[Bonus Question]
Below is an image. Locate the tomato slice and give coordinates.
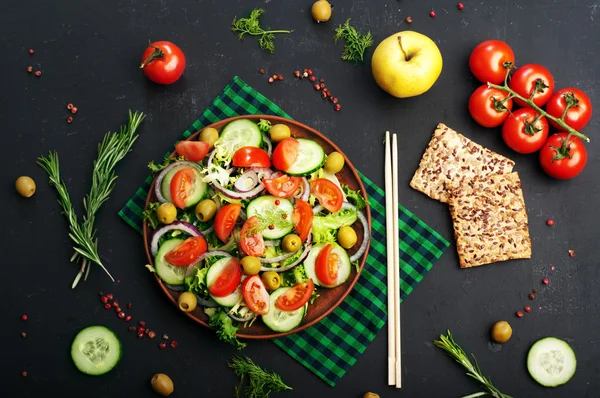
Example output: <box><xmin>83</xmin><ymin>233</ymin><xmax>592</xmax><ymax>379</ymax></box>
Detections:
<box><xmin>170</xmin><ymin>168</ymin><xmax>196</xmax><ymax>209</ymax></box>
<box><xmin>208</xmin><ymin>258</ymin><xmax>242</xmax><ymax>298</ymax></box>
<box><xmin>175</xmin><ymin>141</ymin><xmax>210</xmax><ymax>162</ymax></box>
<box><xmin>242</xmin><ymin>275</ymin><xmax>270</xmax><ymax>315</ymax></box>
<box><xmin>310</xmin><ymin>178</ymin><xmax>344</xmax><ymax>213</ymax></box>
<box><xmin>275</xmin><ymin>279</ymin><xmax>314</xmax><ymax>311</ymax></box>
<box><xmin>239</xmin><ymin>216</ymin><xmax>266</xmax><ymax>257</ymax></box>
<box><xmin>164</xmin><ymin>236</ymin><xmax>208</xmax><ymax>266</ymax></box>
<box><xmin>272</xmin><ymin>138</ymin><xmax>299</xmax><ymax>171</ymax></box>
<box><xmin>232</xmin><ymin>146</ymin><xmax>271</xmax><ymax>168</ymax></box>
<box><xmin>292</xmin><ymin>199</ymin><xmax>313</xmax><ymax>242</ymax></box>
<box><xmin>315</xmin><ymin>244</ymin><xmax>339</xmax><ymax>286</ymax></box>
<box><xmin>263</xmin><ymin>174</ymin><xmax>302</xmax><ymax>198</ymax></box>
<box><xmin>214</xmin><ymin>204</ymin><xmax>241</xmax><ymax>243</ymax></box>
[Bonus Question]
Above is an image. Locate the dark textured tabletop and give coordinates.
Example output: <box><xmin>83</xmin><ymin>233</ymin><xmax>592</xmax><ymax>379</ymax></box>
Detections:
<box><xmin>3</xmin><ymin>0</ymin><xmax>599</xmax><ymax>397</ymax></box>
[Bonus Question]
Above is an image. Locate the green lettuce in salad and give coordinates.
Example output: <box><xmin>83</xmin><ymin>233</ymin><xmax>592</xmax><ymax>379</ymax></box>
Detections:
<box><xmin>185</xmin><ymin>267</ymin><xmax>210</xmax><ymax>300</ymax></box>
<box><xmin>206</xmin><ymin>308</ymin><xmax>246</xmax><ymax>350</ymax></box>
<box><xmin>342</xmin><ymin>184</ymin><xmax>367</xmax><ymax>210</ymax></box>
<box><xmin>312</xmin><ymin>206</ymin><xmax>358</xmax><ymax>244</ymax></box>
<box><xmin>257</xmin><ymin>119</ymin><xmax>272</xmax><ymax>133</ymax></box>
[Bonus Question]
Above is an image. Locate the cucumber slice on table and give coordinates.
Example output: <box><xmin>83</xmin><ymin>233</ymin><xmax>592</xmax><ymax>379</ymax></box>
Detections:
<box><xmin>527</xmin><ymin>337</ymin><xmax>577</xmax><ymax>387</ymax></box>
<box><xmin>219</xmin><ymin>119</ymin><xmax>263</xmax><ymax>152</ymax></box>
<box><xmin>160</xmin><ymin>164</ymin><xmax>207</xmax><ymax>208</ymax></box>
<box><xmin>71</xmin><ymin>326</ymin><xmax>121</xmax><ymax>376</ymax></box>
<box><xmin>206</xmin><ymin>257</ymin><xmax>243</xmax><ymax>307</ymax></box>
<box><xmin>303</xmin><ymin>242</ymin><xmax>352</xmax><ymax>287</ymax></box>
<box><xmin>246</xmin><ymin>195</ymin><xmax>294</xmax><ymax>240</ymax></box>
<box><xmin>155</xmin><ymin>238</ymin><xmax>188</xmax><ymax>285</ymax></box>
<box><xmin>285</xmin><ymin>138</ymin><xmax>326</xmax><ymax>177</ymax></box>
<box><xmin>262</xmin><ymin>287</ymin><xmax>306</xmax><ymax>333</ymax></box>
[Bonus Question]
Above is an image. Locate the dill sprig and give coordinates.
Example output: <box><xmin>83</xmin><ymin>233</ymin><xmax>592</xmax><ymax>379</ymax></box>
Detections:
<box><xmin>333</xmin><ymin>19</ymin><xmax>373</xmax><ymax>65</ymax></box>
<box><xmin>37</xmin><ymin>111</ymin><xmax>145</xmax><ymax>288</ymax></box>
<box><xmin>229</xmin><ymin>356</ymin><xmax>293</xmax><ymax>398</ymax></box>
<box><xmin>231</xmin><ymin>8</ymin><xmax>292</xmax><ymax>54</ymax></box>
<box><xmin>242</xmin><ymin>205</ymin><xmax>292</xmax><ymax>238</ymax></box>
<box><xmin>434</xmin><ymin>331</ymin><xmax>512</xmax><ymax>398</ymax></box>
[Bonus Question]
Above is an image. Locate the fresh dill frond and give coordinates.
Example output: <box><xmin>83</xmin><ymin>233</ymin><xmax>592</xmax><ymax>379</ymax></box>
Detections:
<box><xmin>229</xmin><ymin>356</ymin><xmax>293</xmax><ymax>398</ymax></box>
<box><xmin>231</xmin><ymin>8</ymin><xmax>292</xmax><ymax>54</ymax></box>
<box><xmin>333</xmin><ymin>19</ymin><xmax>373</xmax><ymax>65</ymax></box>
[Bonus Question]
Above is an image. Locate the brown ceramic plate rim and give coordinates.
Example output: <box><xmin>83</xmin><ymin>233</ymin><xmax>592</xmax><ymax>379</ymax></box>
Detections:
<box><xmin>143</xmin><ymin>115</ymin><xmax>372</xmax><ymax>339</ymax></box>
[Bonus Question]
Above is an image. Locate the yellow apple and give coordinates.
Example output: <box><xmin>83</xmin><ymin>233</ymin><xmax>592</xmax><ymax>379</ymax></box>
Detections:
<box><xmin>371</xmin><ymin>31</ymin><xmax>443</xmax><ymax>98</ymax></box>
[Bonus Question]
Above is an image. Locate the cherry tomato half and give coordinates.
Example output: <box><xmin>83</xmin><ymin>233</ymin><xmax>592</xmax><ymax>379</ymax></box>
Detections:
<box><xmin>170</xmin><ymin>168</ymin><xmax>196</xmax><ymax>209</ymax></box>
<box><xmin>140</xmin><ymin>41</ymin><xmax>186</xmax><ymax>85</ymax></box>
<box><xmin>275</xmin><ymin>279</ymin><xmax>314</xmax><ymax>311</ymax></box>
<box><xmin>539</xmin><ymin>133</ymin><xmax>587</xmax><ymax>180</ymax></box>
<box><xmin>208</xmin><ymin>258</ymin><xmax>242</xmax><ymax>298</ymax></box>
<box><xmin>509</xmin><ymin>64</ymin><xmax>555</xmax><ymax>108</ymax></box>
<box><xmin>468</xmin><ymin>85</ymin><xmax>513</xmax><ymax>128</ymax></box>
<box><xmin>310</xmin><ymin>178</ymin><xmax>344</xmax><ymax>213</ymax></box>
<box><xmin>214</xmin><ymin>204</ymin><xmax>241</xmax><ymax>243</ymax></box>
<box><xmin>175</xmin><ymin>141</ymin><xmax>210</xmax><ymax>162</ymax></box>
<box><xmin>545</xmin><ymin>88</ymin><xmax>593</xmax><ymax>131</ymax></box>
<box><xmin>469</xmin><ymin>40</ymin><xmax>515</xmax><ymax>84</ymax></box>
<box><xmin>239</xmin><ymin>216</ymin><xmax>265</xmax><ymax>257</ymax></box>
<box><xmin>263</xmin><ymin>174</ymin><xmax>302</xmax><ymax>198</ymax></box>
<box><xmin>242</xmin><ymin>275</ymin><xmax>270</xmax><ymax>315</ymax></box>
<box><xmin>232</xmin><ymin>147</ymin><xmax>271</xmax><ymax>168</ymax></box>
<box><xmin>292</xmin><ymin>199</ymin><xmax>313</xmax><ymax>243</ymax></box>
<box><xmin>164</xmin><ymin>236</ymin><xmax>208</xmax><ymax>266</ymax></box>
<box><xmin>501</xmin><ymin>108</ymin><xmax>549</xmax><ymax>154</ymax></box>
<box><xmin>315</xmin><ymin>244</ymin><xmax>339</xmax><ymax>286</ymax></box>
<box><xmin>272</xmin><ymin>138</ymin><xmax>299</xmax><ymax>171</ymax></box>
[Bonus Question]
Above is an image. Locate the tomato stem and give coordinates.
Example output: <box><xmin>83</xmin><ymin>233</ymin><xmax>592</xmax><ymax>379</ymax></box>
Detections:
<box><xmin>140</xmin><ymin>43</ymin><xmax>165</xmax><ymax>69</ymax></box>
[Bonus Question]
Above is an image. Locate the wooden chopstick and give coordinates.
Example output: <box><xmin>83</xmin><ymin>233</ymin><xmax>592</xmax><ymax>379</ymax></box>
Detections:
<box><xmin>384</xmin><ymin>131</ymin><xmax>396</xmax><ymax>386</ymax></box>
<box><xmin>391</xmin><ymin>133</ymin><xmax>402</xmax><ymax>389</ymax></box>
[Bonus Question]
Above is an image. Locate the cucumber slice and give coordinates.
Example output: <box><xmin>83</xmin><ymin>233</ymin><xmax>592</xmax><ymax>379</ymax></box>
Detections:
<box><xmin>155</xmin><ymin>239</ymin><xmax>188</xmax><ymax>285</ymax></box>
<box><xmin>527</xmin><ymin>337</ymin><xmax>576</xmax><ymax>387</ymax></box>
<box><xmin>219</xmin><ymin>119</ymin><xmax>263</xmax><ymax>153</ymax></box>
<box><xmin>206</xmin><ymin>257</ymin><xmax>243</xmax><ymax>307</ymax></box>
<box><xmin>246</xmin><ymin>196</ymin><xmax>294</xmax><ymax>239</ymax></box>
<box><xmin>303</xmin><ymin>242</ymin><xmax>352</xmax><ymax>287</ymax></box>
<box><xmin>262</xmin><ymin>287</ymin><xmax>306</xmax><ymax>333</ymax></box>
<box><xmin>71</xmin><ymin>326</ymin><xmax>121</xmax><ymax>376</ymax></box>
<box><xmin>285</xmin><ymin>138</ymin><xmax>326</xmax><ymax>176</ymax></box>
<box><xmin>161</xmin><ymin>164</ymin><xmax>207</xmax><ymax>208</ymax></box>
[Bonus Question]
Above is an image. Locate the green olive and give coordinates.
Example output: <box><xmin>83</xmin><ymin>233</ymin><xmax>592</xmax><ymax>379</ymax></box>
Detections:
<box><xmin>177</xmin><ymin>291</ymin><xmax>197</xmax><ymax>313</ymax></box>
<box><xmin>199</xmin><ymin>127</ymin><xmax>219</xmax><ymax>149</ymax></box>
<box><xmin>282</xmin><ymin>234</ymin><xmax>302</xmax><ymax>253</ymax></box>
<box><xmin>151</xmin><ymin>373</ymin><xmax>174</xmax><ymax>396</ymax></box>
<box><xmin>491</xmin><ymin>321</ymin><xmax>513</xmax><ymax>344</ymax></box>
<box><xmin>337</xmin><ymin>226</ymin><xmax>357</xmax><ymax>249</ymax></box>
<box><xmin>195</xmin><ymin>199</ymin><xmax>217</xmax><ymax>222</ymax></box>
<box><xmin>156</xmin><ymin>202</ymin><xmax>177</xmax><ymax>224</ymax></box>
<box><xmin>15</xmin><ymin>176</ymin><xmax>36</xmax><ymax>198</ymax></box>
<box><xmin>363</xmin><ymin>393</ymin><xmax>380</xmax><ymax>398</ymax></box>
<box><xmin>311</xmin><ymin>0</ymin><xmax>332</xmax><ymax>22</ymax></box>
<box><xmin>261</xmin><ymin>271</ymin><xmax>281</xmax><ymax>291</ymax></box>
<box><xmin>324</xmin><ymin>151</ymin><xmax>345</xmax><ymax>174</ymax></box>
<box><xmin>241</xmin><ymin>256</ymin><xmax>262</xmax><ymax>275</ymax></box>
<box><xmin>269</xmin><ymin>124</ymin><xmax>291</xmax><ymax>143</ymax></box>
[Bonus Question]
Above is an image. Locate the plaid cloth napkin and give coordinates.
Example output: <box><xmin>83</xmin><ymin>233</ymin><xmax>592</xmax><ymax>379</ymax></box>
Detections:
<box><xmin>118</xmin><ymin>76</ymin><xmax>449</xmax><ymax>387</ymax></box>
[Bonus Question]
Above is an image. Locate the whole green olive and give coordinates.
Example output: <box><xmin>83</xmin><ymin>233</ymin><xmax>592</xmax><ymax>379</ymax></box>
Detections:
<box><xmin>491</xmin><ymin>321</ymin><xmax>513</xmax><ymax>343</ymax></box>
<box><xmin>156</xmin><ymin>202</ymin><xmax>177</xmax><ymax>224</ymax></box>
<box><xmin>337</xmin><ymin>226</ymin><xmax>357</xmax><ymax>249</ymax></box>
<box><xmin>195</xmin><ymin>199</ymin><xmax>217</xmax><ymax>222</ymax></box>
<box><xmin>261</xmin><ymin>271</ymin><xmax>281</xmax><ymax>291</ymax></box>
<box><xmin>199</xmin><ymin>127</ymin><xmax>219</xmax><ymax>149</ymax></box>
<box><xmin>363</xmin><ymin>393</ymin><xmax>380</xmax><ymax>398</ymax></box>
<box><xmin>324</xmin><ymin>151</ymin><xmax>345</xmax><ymax>174</ymax></box>
<box><xmin>311</xmin><ymin>0</ymin><xmax>332</xmax><ymax>23</ymax></box>
<box><xmin>241</xmin><ymin>256</ymin><xmax>262</xmax><ymax>275</ymax></box>
<box><xmin>282</xmin><ymin>234</ymin><xmax>302</xmax><ymax>253</ymax></box>
<box><xmin>269</xmin><ymin>124</ymin><xmax>291</xmax><ymax>143</ymax></box>
<box><xmin>15</xmin><ymin>176</ymin><xmax>36</xmax><ymax>198</ymax></box>
<box><xmin>151</xmin><ymin>373</ymin><xmax>174</xmax><ymax>396</ymax></box>
<box><xmin>177</xmin><ymin>291</ymin><xmax>197</xmax><ymax>313</ymax></box>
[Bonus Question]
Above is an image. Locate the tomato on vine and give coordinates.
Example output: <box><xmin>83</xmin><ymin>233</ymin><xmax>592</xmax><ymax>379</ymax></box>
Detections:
<box><xmin>502</xmin><ymin>108</ymin><xmax>549</xmax><ymax>154</ymax></box>
<box><xmin>468</xmin><ymin>85</ymin><xmax>513</xmax><ymax>128</ymax></box>
<box><xmin>508</xmin><ymin>64</ymin><xmax>554</xmax><ymax>107</ymax></box>
<box><xmin>469</xmin><ymin>40</ymin><xmax>515</xmax><ymax>84</ymax></box>
<box><xmin>539</xmin><ymin>133</ymin><xmax>587</xmax><ymax>180</ymax></box>
<box><xmin>546</xmin><ymin>88</ymin><xmax>593</xmax><ymax>131</ymax></box>
<box><xmin>140</xmin><ymin>41</ymin><xmax>186</xmax><ymax>84</ymax></box>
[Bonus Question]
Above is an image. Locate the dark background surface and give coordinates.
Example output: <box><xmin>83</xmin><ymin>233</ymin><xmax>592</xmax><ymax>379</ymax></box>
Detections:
<box><xmin>2</xmin><ymin>0</ymin><xmax>599</xmax><ymax>397</ymax></box>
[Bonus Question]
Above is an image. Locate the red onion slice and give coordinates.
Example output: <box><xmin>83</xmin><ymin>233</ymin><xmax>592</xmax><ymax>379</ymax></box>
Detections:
<box><xmin>344</xmin><ymin>203</ymin><xmax>370</xmax><ymax>262</ymax></box>
<box><xmin>298</xmin><ymin>177</ymin><xmax>310</xmax><ymax>201</ymax></box>
<box><xmin>234</xmin><ymin>170</ymin><xmax>259</xmax><ymax>192</ymax></box>
<box><xmin>154</xmin><ymin>161</ymin><xmax>203</xmax><ymax>203</ymax></box>
<box><xmin>212</xmin><ymin>179</ymin><xmax>265</xmax><ymax>200</ymax></box>
<box><xmin>264</xmin><ymin>134</ymin><xmax>272</xmax><ymax>157</ymax></box>
<box><xmin>260</xmin><ymin>233</ymin><xmax>312</xmax><ymax>272</ymax></box>
<box><xmin>200</xmin><ymin>225</ymin><xmax>214</xmax><ymax>236</ymax></box>
<box><xmin>185</xmin><ymin>250</ymin><xmax>232</xmax><ymax>278</ymax></box>
<box><xmin>150</xmin><ymin>221</ymin><xmax>202</xmax><ymax>257</ymax></box>
<box><xmin>258</xmin><ymin>250</ymin><xmax>296</xmax><ymax>264</ymax></box>
<box><xmin>250</xmin><ymin>167</ymin><xmax>274</xmax><ymax>181</ymax></box>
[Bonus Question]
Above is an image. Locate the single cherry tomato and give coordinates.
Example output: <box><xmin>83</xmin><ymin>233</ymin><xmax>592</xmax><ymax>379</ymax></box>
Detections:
<box><xmin>175</xmin><ymin>141</ymin><xmax>210</xmax><ymax>162</ymax></box>
<box><xmin>262</xmin><ymin>174</ymin><xmax>302</xmax><ymax>198</ymax></box>
<box><xmin>272</xmin><ymin>138</ymin><xmax>299</xmax><ymax>171</ymax></box>
<box><xmin>239</xmin><ymin>216</ymin><xmax>265</xmax><ymax>257</ymax></box>
<box><xmin>170</xmin><ymin>168</ymin><xmax>196</xmax><ymax>209</ymax></box>
<box><xmin>208</xmin><ymin>258</ymin><xmax>242</xmax><ymax>297</ymax></box>
<box><xmin>545</xmin><ymin>88</ymin><xmax>593</xmax><ymax>131</ymax></box>
<box><xmin>539</xmin><ymin>132</ymin><xmax>587</xmax><ymax>180</ymax></box>
<box><xmin>214</xmin><ymin>204</ymin><xmax>241</xmax><ymax>242</ymax></box>
<box><xmin>140</xmin><ymin>41</ymin><xmax>186</xmax><ymax>85</ymax></box>
<box><xmin>292</xmin><ymin>199</ymin><xmax>313</xmax><ymax>242</ymax></box>
<box><xmin>242</xmin><ymin>275</ymin><xmax>270</xmax><ymax>315</ymax></box>
<box><xmin>315</xmin><ymin>244</ymin><xmax>339</xmax><ymax>286</ymax></box>
<box><xmin>468</xmin><ymin>85</ymin><xmax>513</xmax><ymax>128</ymax></box>
<box><xmin>501</xmin><ymin>108</ymin><xmax>549</xmax><ymax>154</ymax></box>
<box><xmin>232</xmin><ymin>146</ymin><xmax>271</xmax><ymax>168</ymax></box>
<box><xmin>469</xmin><ymin>40</ymin><xmax>515</xmax><ymax>84</ymax></box>
<box><xmin>311</xmin><ymin>178</ymin><xmax>344</xmax><ymax>213</ymax></box>
<box><xmin>509</xmin><ymin>64</ymin><xmax>555</xmax><ymax>107</ymax></box>
<box><xmin>164</xmin><ymin>236</ymin><xmax>208</xmax><ymax>266</ymax></box>
<box><xmin>275</xmin><ymin>279</ymin><xmax>314</xmax><ymax>311</ymax></box>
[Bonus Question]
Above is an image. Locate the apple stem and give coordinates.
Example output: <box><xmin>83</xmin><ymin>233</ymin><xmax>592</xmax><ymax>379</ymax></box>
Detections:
<box><xmin>397</xmin><ymin>36</ymin><xmax>410</xmax><ymax>62</ymax></box>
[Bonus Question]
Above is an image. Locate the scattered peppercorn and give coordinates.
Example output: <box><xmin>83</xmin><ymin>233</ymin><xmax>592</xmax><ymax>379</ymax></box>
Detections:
<box><xmin>159</xmin><ymin>341</ymin><xmax>167</xmax><ymax>349</ymax></box>
<box><xmin>268</xmin><ymin>224</ymin><xmax>275</xmax><ymax>230</ymax></box>
<box><xmin>114</xmin><ymin>307</ymin><xmax>121</xmax><ymax>313</ymax></box>
<box><xmin>333</xmin><ymin>97</ymin><xmax>339</xmax><ymax>104</ymax></box>
<box><xmin>334</xmin><ymin>104</ymin><xmax>342</xmax><ymax>111</ymax></box>
<box><xmin>67</xmin><ymin>103</ymin><xmax>74</xmax><ymax>110</ymax></box>
<box><xmin>309</xmin><ymin>76</ymin><xmax>316</xmax><ymax>82</ymax></box>
<box><xmin>516</xmin><ymin>311</ymin><xmax>524</xmax><ymax>318</ymax></box>
<box><xmin>542</xmin><ymin>278</ymin><xmax>549</xmax><ymax>285</ymax></box>
<box><xmin>314</xmin><ymin>84</ymin><xmax>321</xmax><ymax>90</ymax></box>
<box><xmin>106</xmin><ymin>294</ymin><xmax>114</xmax><ymax>301</ymax></box>
<box><xmin>268</xmin><ymin>77</ymin><xmax>274</xmax><ymax>84</ymax></box>
<box><xmin>307</xmin><ymin>69</ymin><xmax>313</xmax><ymax>76</ymax></box>
<box><xmin>320</xmin><ymin>83</ymin><xmax>326</xmax><ymax>89</ymax></box>
<box><xmin>551</xmin><ymin>265</ymin><xmax>556</xmax><ymax>271</ymax></box>
<box><xmin>321</xmin><ymin>91</ymin><xmax>327</xmax><ymax>98</ymax></box>
<box><xmin>26</xmin><ymin>66</ymin><xmax>33</xmax><ymax>73</ymax></box>
<box><xmin>22</xmin><ymin>371</ymin><xmax>28</xmax><ymax>377</ymax></box>
<box><xmin>105</xmin><ymin>303</ymin><xmax>112</xmax><ymax>309</ymax></box>
<box><xmin>429</xmin><ymin>10</ymin><xmax>436</xmax><ymax>17</ymax></box>
<box><xmin>21</xmin><ymin>315</ymin><xmax>28</xmax><ymax>321</ymax></box>
<box><xmin>529</xmin><ymin>294</ymin><xmax>535</xmax><ymax>300</ymax></box>
<box><xmin>28</xmin><ymin>49</ymin><xmax>34</xmax><ymax>55</ymax></box>
<box><xmin>127</xmin><ymin>303</ymin><xmax>133</xmax><ymax>309</ymax></box>
<box><xmin>70</xmin><ymin>107</ymin><xmax>78</xmax><ymax>114</ymax></box>
<box><xmin>274</xmin><ymin>199</ymin><xmax>280</xmax><ymax>205</ymax></box>
<box><xmin>277</xmin><ymin>74</ymin><xmax>284</xmax><ymax>80</ymax></box>
<box><xmin>101</xmin><ymin>296</ymin><xmax>109</xmax><ymax>304</ymax></box>
<box><xmin>405</xmin><ymin>16</ymin><xmax>413</xmax><ymax>24</ymax></box>
<box><xmin>148</xmin><ymin>331</ymin><xmax>157</xmax><ymax>339</ymax></box>
<box><xmin>259</xmin><ymin>68</ymin><xmax>265</xmax><ymax>74</ymax></box>
<box><xmin>113</xmin><ymin>301</ymin><xmax>119</xmax><ymax>308</ymax></box>
<box><xmin>139</xmin><ymin>321</ymin><xmax>146</xmax><ymax>327</ymax></box>
<box><xmin>303</xmin><ymin>71</ymin><xmax>308</xmax><ymax>78</ymax></box>
<box><xmin>34</xmin><ymin>71</ymin><xmax>41</xmax><ymax>77</ymax></box>
<box><xmin>21</xmin><ymin>332</ymin><xmax>27</xmax><ymax>338</ymax></box>
<box><xmin>138</xmin><ymin>326</ymin><xmax>146</xmax><ymax>333</ymax></box>
<box><xmin>162</xmin><ymin>334</ymin><xmax>169</xmax><ymax>340</ymax></box>
<box><xmin>457</xmin><ymin>3</ymin><xmax>464</xmax><ymax>10</ymax></box>
<box><xmin>294</xmin><ymin>70</ymin><xmax>300</xmax><ymax>78</ymax></box>
<box><xmin>547</xmin><ymin>219</ymin><xmax>554</xmax><ymax>226</ymax></box>
<box><xmin>170</xmin><ymin>340</ymin><xmax>178</xmax><ymax>348</ymax></box>
<box><xmin>532</xmin><ymin>288</ymin><xmax>538</xmax><ymax>294</ymax></box>
<box><xmin>118</xmin><ymin>312</ymin><xmax>125</xmax><ymax>319</ymax></box>
<box><xmin>524</xmin><ymin>306</ymin><xmax>531</xmax><ymax>313</ymax></box>
<box><xmin>568</xmin><ymin>249</ymin><xmax>576</xmax><ymax>257</ymax></box>
<box><xmin>66</xmin><ymin>116</ymin><xmax>73</xmax><ymax>124</ymax></box>
<box><xmin>128</xmin><ymin>326</ymin><xmax>137</xmax><ymax>332</ymax></box>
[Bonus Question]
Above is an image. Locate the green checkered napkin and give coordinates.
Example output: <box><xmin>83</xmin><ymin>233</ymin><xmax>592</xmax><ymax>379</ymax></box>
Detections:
<box><xmin>118</xmin><ymin>76</ymin><xmax>449</xmax><ymax>387</ymax></box>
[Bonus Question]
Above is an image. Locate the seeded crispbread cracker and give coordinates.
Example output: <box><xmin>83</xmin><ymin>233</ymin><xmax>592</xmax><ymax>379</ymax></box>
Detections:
<box><xmin>447</xmin><ymin>172</ymin><xmax>531</xmax><ymax>268</ymax></box>
<box><xmin>410</xmin><ymin>123</ymin><xmax>516</xmax><ymax>203</ymax></box>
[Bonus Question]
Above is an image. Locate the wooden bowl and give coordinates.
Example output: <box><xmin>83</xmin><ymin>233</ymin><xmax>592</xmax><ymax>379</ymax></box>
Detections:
<box><xmin>143</xmin><ymin>115</ymin><xmax>372</xmax><ymax>339</ymax></box>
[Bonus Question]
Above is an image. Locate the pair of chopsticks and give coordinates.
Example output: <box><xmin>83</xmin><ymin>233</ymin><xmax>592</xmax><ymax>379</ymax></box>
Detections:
<box><xmin>385</xmin><ymin>131</ymin><xmax>402</xmax><ymax>389</ymax></box>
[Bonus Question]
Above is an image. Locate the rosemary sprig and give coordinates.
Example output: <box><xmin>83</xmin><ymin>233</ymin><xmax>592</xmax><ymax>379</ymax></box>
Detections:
<box><xmin>229</xmin><ymin>356</ymin><xmax>292</xmax><ymax>398</ymax></box>
<box><xmin>333</xmin><ymin>19</ymin><xmax>373</xmax><ymax>65</ymax></box>
<box><xmin>37</xmin><ymin>111</ymin><xmax>145</xmax><ymax>288</ymax></box>
<box><xmin>231</xmin><ymin>8</ymin><xmax>292</xmax><ymax>54</ymax></box>
<box><xmin>434</xmin><ymin>331</ymin><xmax>512</xmax><ymax>398</ymax></box>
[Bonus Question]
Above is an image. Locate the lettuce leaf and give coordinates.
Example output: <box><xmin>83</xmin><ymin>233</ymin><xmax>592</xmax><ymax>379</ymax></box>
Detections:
<box><xmin>207</xmin><ymin>308</ymin><xmax>246</xmax><ymax>350</ymax></box>
<box><xmin>311</xmin><ymin>207</ymin><xmax>358</xmax><ymax>244</ymax></box>
<box><xmin>342</xmin><ymin>185</ymin><xmax>367</xmax><ymax>210</ymax></box>
<box><xmin>185</xmin><ymin>267</ymin><xmax>210</xmax><ymax>300</ymax></box>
